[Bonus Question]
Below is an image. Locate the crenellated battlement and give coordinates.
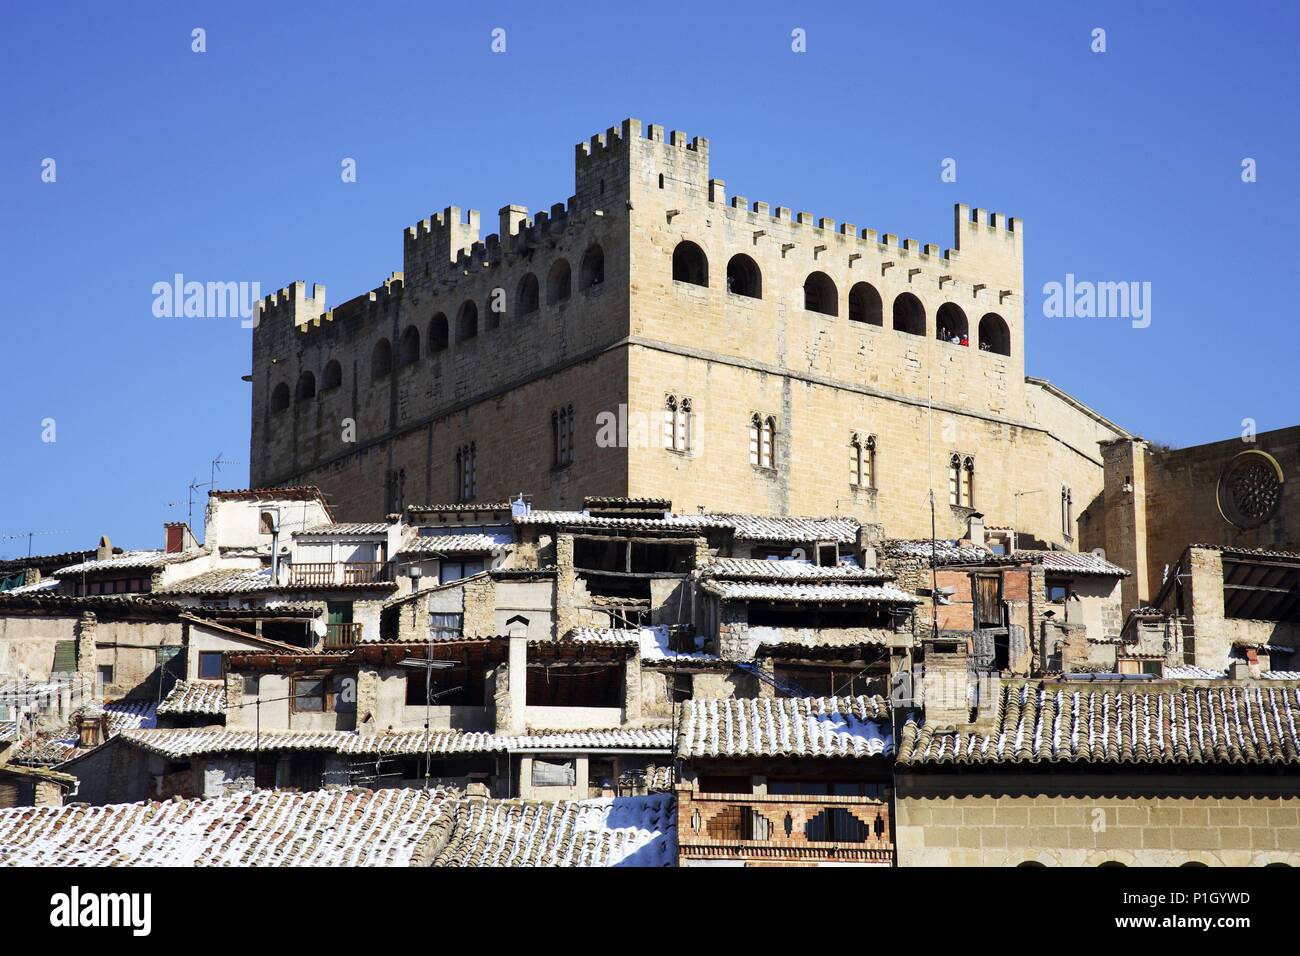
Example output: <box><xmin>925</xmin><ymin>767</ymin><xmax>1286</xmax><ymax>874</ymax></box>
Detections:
<box><xmin>255</xmin><ymin>280</ymin><xmax>328</xmax><ymax>331</ymax></box>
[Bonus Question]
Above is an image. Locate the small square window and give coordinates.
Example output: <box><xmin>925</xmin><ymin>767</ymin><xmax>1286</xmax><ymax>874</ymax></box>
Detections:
<box><xmin>198</xmin><ymin>652</ymin><xmax>223</xmax><ymax>680</ymax></box>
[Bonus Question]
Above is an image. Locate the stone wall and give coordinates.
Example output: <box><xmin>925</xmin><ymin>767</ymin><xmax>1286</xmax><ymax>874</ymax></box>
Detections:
<box><xmin>897</xmin><ymin>774</ymin><xmax>1300</xmax><ymax>866</ymax></box>
<box><xmin>249</xmin><ymin>119</ymin><xmax>1124</xmax><ymax>554</ymax></box>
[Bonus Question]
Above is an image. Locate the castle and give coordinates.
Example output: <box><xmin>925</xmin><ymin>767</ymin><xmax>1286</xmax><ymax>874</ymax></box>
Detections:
<box><xmin>249</xmin><ymin>119</ymin><xmax>1299</xmax><ymax>604</ymax></box>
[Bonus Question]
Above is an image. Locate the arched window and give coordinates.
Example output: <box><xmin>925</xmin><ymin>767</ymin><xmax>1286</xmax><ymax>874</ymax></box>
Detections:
<box><xmin>672</xmin><ymin>241</ymin><xmax>708</xmax><ymax>286</ymax></box>
<box><xmin>851</xmin><ymin>433</ymin><xmax>877</xmax><ymax>489</ymax></box>
<box><xmin>893</xmin><ymin>293</ymin><xmax>925</xmax><ymax>335</ymax></box>
<box><xmin>485</xmin><ymin>289</ymin><xmax>504</xmax><ymax>330</ymax></box>
<box><xmin>258</xmin><ymin>511</ymin><xmax>276</xmax><ymax>534</ymax></box>
<box><xmin>963</xmin><ymin>456</ymin><xmax>975</xmax><ymax>507</ymax></box>
<box><xmin>457</xmin><ymin>301</ymin><xmax>478</xmax><ymax>342</ymax></box>
<box><xmin>321</xmin><ymin>359</ymin><xmax>342</xmax><ymax>391</ymax></box>
<box><xmin>398</xmin><ymin>325</ymin><xmax>421</xmax><ymax>366</ymax></box>
<box><xmin>948</xmin><ymin>454</ymin><xmax>962</xmax><ymax>506</ymax></box>
<box><xmin>664</xmin><ymin>395</ymin><xmax>692</xmax><ymax>452</ymax></box>
<box><xmin>295</xmin><ymin>371</ymin><xmax>316</xmax><ymax>401</ymax></box>
<box><xmin>370</xmin><ymin>339</ymin><xmax>392</xmax><ymax>380</ymax></box>
<box><xmin>1061</xmin><ymin>487</ymin><xmax>1073</xmax><ymax>538</ymax></box>
<box><xmin>516</xmin><ymin>274</ymin><xmax>539</xmax><ymax>316</ymax></box>
<box><xmin>848</xmin><ymin>282</ymin><xmax>882</xmax><ymax>325</ymax></box>
<box><xmin>726</xmin><ymin>254</ymin><xmax>762</xmax><ymax>299</ymax></box>
<box><xmin>803</xmin><ymin>272</ymin><xmax>838</xmax><ymax>316</ymax></box>
<box><xmin>936</xmin><ymin>303</ymin><xmax>969</xmax><ymax>345</ymax></box>
<box><xmin>271</xmin><ymin>383</ymin><xmax>290</xmax><ymax>413</ymax></box>
<box><xmin>547</xmin><ymin>259</ymin><xmax>572</xmax><ymax>304</ymax></box>
<box><xmin>429</xmin><ymin>313</ymin><xmax>449</xmax><ymax>354</ymax></box>
<box><xmin>749</xmin><ymin>414</ymin><xmax>776</xmax><ymax>470</ymax></box>
<box><xmin>979</xmin><ymin>312</ymin><xmax>1011</xmax><ymax>355</ymax></box>
<box><xmin>580</xmin><ymin>244</ymin><xmax>605</xmax><ymax>290</ymax></box>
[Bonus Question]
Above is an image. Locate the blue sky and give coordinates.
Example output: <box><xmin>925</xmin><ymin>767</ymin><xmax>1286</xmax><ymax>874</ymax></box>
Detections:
<box><xmin>1</xmin><ymin>0</ymin><xmax>1295</xmax><ymax>558</ymax></box>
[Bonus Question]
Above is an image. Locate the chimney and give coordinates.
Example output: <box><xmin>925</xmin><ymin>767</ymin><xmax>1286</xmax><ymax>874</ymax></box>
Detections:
<box><xmin>967</xmin><ymin>512</ymin><xmax>986</xmax><ymax>549</ymax></box>
<box><xmin>496</xmin><ymin>623</ymin><xmax>528</xmax><ymax>735</ymax></box>
<box><xmin>920</xmin><ymin>635</ymin><xmax>974</xmax><ymax>726</ymax></box>
<box><xmin>75</xmin><ymin>712</ymin><xmax>110</xmax><ymax>748</ymax></box>
<box><xmin>164</xmin><ymin>522</ymin><xmax>195</xmax><ymax>554</ymax></box>
<box><xmin>96</xmin><ymin>535</ymin><xmax>112</xmax><ymax>561</ymax></box>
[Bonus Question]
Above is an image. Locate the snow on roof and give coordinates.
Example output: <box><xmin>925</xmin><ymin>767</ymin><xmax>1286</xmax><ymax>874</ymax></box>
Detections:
<box><xmin>898</xmin><ymin>680</ymin><xmax>1300</xmax><ymax>766</ymax></box>
<box><xmin>7</xmin><ymin>700</ymin><xmax>157</xmax><ymax>767</ymax></box>
<box><xmin>155</xmin><ymin>680</ymin><xmax>226</xmax><ymax>717</ymax></box>
<box><xmin>1013</xmin><ymin>549</ymin><xmax>1130</xmax><ymax>577</ymax></box>
<box><xmin>54</xmin><ymin>549</ymin><xmax>204</xmax><ymax>576</ymax></box>
<box><xmin>679</xmin><ymin>696</ymin><xmax>893</xmax><ymax>759</ymax></box>
<box><xmin>701</xmin><ymin>557</ymin><xmax>887</xmax><ymax>582</ymax></box>
<box><xmin>1164</xmin><ymin>666</ymin><xmax>1300</xmax><ymax>681</ymax></box>
<box><xmin>699</xmin><ymin>580</ymin><xmax>920</xmax><ymax>604</ymax></box>
<box><xmin>703</xmin><ymin>513</ymin><xmax>861</xmax><ymax>544</ymax></box>
<box><xmin>0</xmin><ymin>787</ymin><xmax>452</xmax><ymax>866</ymax></box>
<box><xmin>156</xmin><ymin>566</ymin><xmax>275</xmax><ymax>595</ymax></box>
<box><xmin>119</xmin><ymin>725</ymin><xmax>673</xmax><ymax>759</ymax></box>
<box><xmin>514</xmin><ymin>510</ymin><xmax>861</xmax><ymax>543</ymax></box>
<box><xmin>434</xmin><ymin>794</ymin><xmax>676</xmax><ymax>867</ymax></box>
<box><xmin>884</xmin><ymin>539</ymin><xmax>996</xmax><ymax>565</ymax></box>
<box><xmin>569</xmin><ymin>625</ymin><xmax>719</xmax><ymax>662</ymax></box>
<box><xmin>294</xmin><ymin>522</ymin><xmax>392</xmax><ymax>537</ymax></box>
<box><xmin>398</xmin><ymin>533</ymin><xmax>512</xmax><ymax>557</ymax></box>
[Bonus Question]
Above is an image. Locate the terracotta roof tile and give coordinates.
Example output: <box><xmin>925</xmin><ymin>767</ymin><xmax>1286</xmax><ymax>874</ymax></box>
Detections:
<box><xmin>678</xmin><ymin>696</ymin><xmax>893</xmax><ymax>759</ymax></box>
<box><xmin>0</xmin><ymin>787</ymin><xmax>451</xmax><ymax>866</ymax></box>
<box><xmin>434</xmin><ymin>793</ymin><xmax>675</xmax><ymax>867</ymax></box>
<box><xmin>898</xmin><ymin>679</ymin><xmax>1300</xmax><ymax>766</ymax></box>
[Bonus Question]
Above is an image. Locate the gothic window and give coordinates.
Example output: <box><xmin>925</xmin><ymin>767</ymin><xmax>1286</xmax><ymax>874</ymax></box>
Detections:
<box><xmin>851</xmin><ymin>433</ymin><xmax>877</xmax><ymax>489</ymax></box>
<box><xmin>750</xmin><ymin>414</ymin><xmax>776</xmax><ymax>470</ymax></box>
<box><xmin>664</xmin><ymin>395</ymin><xmax>692</xmax><ymax>452</ymax></box>
<box><xmin>963</xmin><ymin>456</ymin><xmax>975</xmax><ymax>508</ymax></box>
<box><xmin>552</xmin><ymin>404</ymin><xmax>575</xmax><ymax>467</ymax></box>
<box><xmin>455</xmin><ymin>444</ymin><xmax>477</xmax><ymax>502</ymax></box>
<box><xmin>948</xmin><ymin>454</ymin><xmax>962</xmax><ymax>506</ymax></box>
<box><xmin>386</xmin><ymin>467</ymin><xmax>407</xmax><ymax>513</ymax></box>
<box><xmin>1061</xmin><ymin>487</ymin><xmax>1073</xmax><ymax>537</ymax></box>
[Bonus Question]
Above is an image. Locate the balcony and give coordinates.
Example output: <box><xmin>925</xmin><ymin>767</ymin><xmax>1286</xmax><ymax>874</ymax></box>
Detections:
<box><xmin>676</xmin><ymin>788</ymin><xmax>893</xmax><ymax>866</ymax></box>
<box><xmin>290</xmin><ymin>561</ymin><xmax>389</xmax><ymax>588</ymax></box>
<box><xmin>323</xmin><ymin>622</ymin><xmax>363</xmax><ymax>649</ymax></box>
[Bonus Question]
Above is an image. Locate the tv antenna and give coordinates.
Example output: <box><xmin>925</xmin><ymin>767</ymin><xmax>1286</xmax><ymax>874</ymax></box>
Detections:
<box><xmin>0</xmin><ymin>529</ymin><xmax>72</xmax><ymax>559</ymax></box>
